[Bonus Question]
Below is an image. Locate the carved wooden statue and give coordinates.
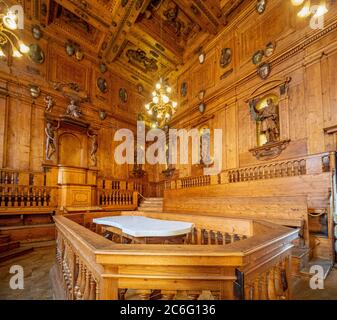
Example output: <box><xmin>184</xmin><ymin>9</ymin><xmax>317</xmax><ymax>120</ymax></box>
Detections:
<box><xmin>45</xmin><ymin>121</ymin><xmax>60</xmax><ymax>160</ymax></box>
<box><xmin>66</xmin><ymin>100</ymin><xmax>82</xmax><ymax>119</ymax></box>
<box><xmin>250</xmin><ymin>98</ymin><xmax>280</xmax><ymax>145</ymax></box>
<box><xmin>87</xmin><ymin>131</ymin><xmax>98</xmax><ymax>166</ymax></box>
<box><xmin>44</xmin><ymin>96</ymin><xmax>54</xmax><ymax>112</ymax></box>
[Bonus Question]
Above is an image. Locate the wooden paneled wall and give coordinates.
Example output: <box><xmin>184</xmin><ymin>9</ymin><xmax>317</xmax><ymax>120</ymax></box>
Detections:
<box><xmin>156</xmin><ymin>0</ymin><xmax>337</xmax><ymax>180</ymax></box>
<box><xmin>0</xmin><ymin>21</ymin><xmax>147</xmax><ymax>179</ymax></box>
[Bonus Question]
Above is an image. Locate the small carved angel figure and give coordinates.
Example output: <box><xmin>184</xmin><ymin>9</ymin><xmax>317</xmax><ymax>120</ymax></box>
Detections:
<box><xmin>66</xmin><ymin>100</ymin><xmax>82</xmax><ymax>119</ymax></box>
<box><xmin>45</xmin><ymin>121</ymin><xmax>60</xmax><ymax>160</ymax></box>
<box><xmin>250</xmin><ymin>98</ymin><xmax>280</xmax><ymax>144</ymax></box>
<box><xmin>44</xmin><ymin>96</ymin><xmax>54</xmax><ymax>113</ymax></box>
<box><xmin>87</xmin><ymin>131</ymin><xmax>98</xmax><ymax>166</ymax></box>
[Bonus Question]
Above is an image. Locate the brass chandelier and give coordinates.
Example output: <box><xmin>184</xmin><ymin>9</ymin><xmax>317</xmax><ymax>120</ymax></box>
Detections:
<box><xmin>291</xmin><ymin>0</ymin><xmax>328</xmax><ymax>18</ymax></box>
<box><xmin>0</xmin><ymin>1</ymin><xmax>29</xmax><ymax>58</ymax></box>
<box><xmin>145</xmin><ymin>77</ymin><xmax>177</xmax><ymax>128</ymax></box>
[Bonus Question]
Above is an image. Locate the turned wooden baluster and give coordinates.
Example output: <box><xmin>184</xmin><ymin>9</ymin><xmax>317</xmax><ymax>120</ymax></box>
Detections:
<box><xmin>74</xmin><ymin>261</ymin><xmax>82</xmax><ymax>298</ymax></box>
<box><xmin>196</xmin><ymin>228</ymin><xmax>202</xmax><ymax>245</ymax></box>
<box><xmin>211</xmin><ymin>291</ymin><xmax>220</xmax><ymax>300</ymax></box>
<box><xmin>253</xmin><ymin>277</ymin><xmax>260</xmax><ymax>300</ymax></box>
<box><xmin>259</xmin><ymin>273</ymin><xmax>268</xmax><ymax>300</ymax></box>
<box><xmin>77</xmin><ymin>263</ymin><xmax>86</xmax><ymax>300</ymax></box>
<box><xmin>186</xmin><ymin>291</ymin><xmax>201</xmax><ymax>300</ymax></box>
<box><xmin>267</xmin><ymin>269</ymin><xmax>277</xmax><ymax>300</ymax></box>
<box><xmin>161</xmin><ymin>290</ymin><xmax>177</xmax><ymax>300</ymax></box>
<box><xmin>82</xmin><ymin>270</ymin><xmax>91</xmax><ymax>300</ymax></box>
<box><xmin>274</xmin><ymin>264</ymin><xmax>283</xmax><ymax>299</ymax></box>
<box><xmin>13</xmin><ymin>187</ymin><xmax>18</xmax><ymax>207</ymax></box>
<box><xmin>138</xmin><ymin>290</ymin><xmax>152</xmax><ymax>300</ymax></box>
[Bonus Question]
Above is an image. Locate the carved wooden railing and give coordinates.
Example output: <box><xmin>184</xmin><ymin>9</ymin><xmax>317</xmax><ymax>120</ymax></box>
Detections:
<box><xmin>226</xmin><ymin>159</ymin><xmax>307</xmax><ymax>183</ymax></box>
<box><xmin>0</xmin><ymin>168</ymin><xmax>47</xmax><ymax>186</ymax></box>
<box><xmin>0</xmin><ymin>185</ymin><xmax>58</xmax><ymax>208</ymax></box>
<box><xmin>53</xmin><ymin>212</ymin><xmax>298</xmax><ymax>300</ymax></box>
<box><xmin>180</xmin><ymin>175</ymin><xmax>211</xmax><ymax>189</ymax></box>
<box><xmin>97</xmin><ymin>189</ymin><xmax>138</xmax><ymax>210</ymax></box>
<box><xmin>163</xmin><ymin>152</ymin><xmax>335</xmax><ymax>190</ymax></box>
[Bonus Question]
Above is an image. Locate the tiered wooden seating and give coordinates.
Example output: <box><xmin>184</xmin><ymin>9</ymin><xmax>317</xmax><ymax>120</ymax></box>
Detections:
<box><xmin>162</xmin><ymin>152</ymin><xmax>336</xmax><ymax>277</ymax></box>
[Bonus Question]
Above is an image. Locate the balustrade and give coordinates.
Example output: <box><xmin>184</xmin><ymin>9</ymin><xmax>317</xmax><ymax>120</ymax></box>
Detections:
<box><xmin>0</xmin><ymin>185</ymin><xmax>56</xmax><ymax>208</ymax></box>
<box><xmin>181</xmin><ymin>175</ymin><xmax>211</xmax><ymax>189</ymax></box>
<box><xmin>98</xmin><ymin>189</ymin><xmax>138</xmax><ymax>209</ymax></box>
<box><xmin>53</xmin><ymin>214</ymin><xmax>298</xmax><ymax>300</ymax></box>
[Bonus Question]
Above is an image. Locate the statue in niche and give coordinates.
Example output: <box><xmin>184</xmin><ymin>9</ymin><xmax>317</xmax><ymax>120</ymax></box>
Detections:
<box><xmin>66</xmin><ymin>100</ymin><xmax>82</xmax><ymax>119</ymax></box>
<box><xmin>45</xmin><ymin>121</ymin><xmax>60</xmax><ymax>160</ymax></box>
<box><xmin>199</xmin><ymin>126</ymin><xmax>212</xmax><ymax>166</ymax></box>
<box><xmin>250</xmin><ymin>97</ymin><xmax>280</xmax><ymax>145</ymax></box>
<box><xmin>87</xmin><ymin>131</ymin><xmax>98</xmax><ymax>166</ymax></box>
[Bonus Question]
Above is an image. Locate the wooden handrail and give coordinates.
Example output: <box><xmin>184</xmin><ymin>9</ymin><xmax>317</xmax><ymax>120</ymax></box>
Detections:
<box><xmin>53</xmin><ymin>213</ymin><xmax>298</xmax><ymax>300</ymax></box>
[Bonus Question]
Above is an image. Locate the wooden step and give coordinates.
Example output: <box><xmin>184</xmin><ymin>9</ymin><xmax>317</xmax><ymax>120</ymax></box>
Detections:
<box><xmin>0</xmin><ymin>247</ymin><xmax>34</xmax><ymax>263</ymax></box>
<box><xmin>0</xmin><ymin>234</ymin><xmax>10</xmax><ymax>244</ymax></box>
<box><xmin>300</xmin><ymin>258</ymin><xmax>333</xmax><ymax>280</ymax></box>
<box><xmin>0</xmin><ymin>241</ymin><xmax>20</xmax><ymax>253</ymax></box>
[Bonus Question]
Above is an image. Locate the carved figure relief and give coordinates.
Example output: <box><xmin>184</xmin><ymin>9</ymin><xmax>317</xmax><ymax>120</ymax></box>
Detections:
<box><xmin>87</xmin><ymin>131</ymin><xmax>98</xmax><ymax>166</ymax></box>
<box><xmin>126</xmin><ymin>49</ymin><xmax>158</xmax><ymax>72</ymax></box>
<box><xmin>163</xmin><ymin>4</ymin><xmax>183</xmax><ymax>35</ymax></box>
<box><xmin>45</xmin><ymin>120</ymin><xmax>60</xmax><ymax>160</ymax></box>
<box><xmin>66</xmin><ymin>100</ymin><xmax>82</xmax><ymax>119</ymax></box>
<box><xmin>44</xmin><ymin>96</ymin><xmax>54</xmax><ymax>112</ymax></box>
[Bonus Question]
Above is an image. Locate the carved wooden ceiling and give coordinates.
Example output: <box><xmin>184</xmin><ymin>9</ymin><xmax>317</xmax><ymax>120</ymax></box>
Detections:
<box><xmin>21</xmin><ymin>0</ymin><xmax>248</xmax><ymax>89</ymax></box>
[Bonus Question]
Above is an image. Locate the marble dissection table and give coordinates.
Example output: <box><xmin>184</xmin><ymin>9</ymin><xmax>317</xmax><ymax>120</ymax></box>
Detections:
<box><xmin>93</xmin><ymin>216</ymin><xmax>194</xmax><ymax>244</ymax></box>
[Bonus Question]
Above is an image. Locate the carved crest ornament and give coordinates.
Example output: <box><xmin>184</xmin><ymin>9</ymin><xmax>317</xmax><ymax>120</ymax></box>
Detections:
<box><xmin>126</xmin><ymin>49</ymin><xmax>158</xmax><ymax>72</ymax></box>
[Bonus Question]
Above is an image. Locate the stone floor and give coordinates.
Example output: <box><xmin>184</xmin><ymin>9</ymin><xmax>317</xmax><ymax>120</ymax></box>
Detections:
<box><xmin>0</xmin><ymin>246</ymin><xmax>55</xmax><ymax>300</ymax></box>
<box><xmin>1</xmin><ymin>246</ymin><xmax>337</xmax><ymax>300</ymax></box>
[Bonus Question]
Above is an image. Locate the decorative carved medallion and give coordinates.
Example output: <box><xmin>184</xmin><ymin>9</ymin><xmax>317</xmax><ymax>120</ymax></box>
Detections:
<box><xmin>249</xmin><ymin>139</ymin><xmax>291</xmax><ymax>160</ymax></box>
<box><xmin>97</xmin><ymin>77</ymin><xmax>108</xmax><ymax>93</ymax></box>
<box><xmin>119</xmin><ymin>88</ymin><xmax>128</xmax><ymax>103</ymax></box>
<box><xmin>29</xmin><ymin>85</ymin><xmax>41</xmax><ymax>98</ymax></box>
<box><xmin>31</xmin><ymin>25</ymin><xmax>43</xmax><ymax>40</ymax></box>
<box><xmin>198</xmin><ymin>103</ymin><xmax>206</xmax><ymax>114</ymax></box>
<box><xmin>99</xmin><ymin>63</ymin><xmax>107</xmax><ymax>73</ymax></box>
<box><xmin>126</xmin><ymin>49</ymin><xmax>158</xmax><ymax>72</ymax></box>
<box><xmin>257</xmin><ymin>62</ymin><xmax>271</xmax><ymax>80</ymax></box>
<box><xmin>28</xmin><ymin>44</ymin><xmax>45</xmax><ymax>64</ymax></box>
<box><xmin>220</xmin><ymin>48</ymin><xmax>232</xmax><ymax>68</ymax></box>
<box><xmin>252</xmin><ymin>50</ymin><xmax>264</xmax><ymax>65</ymax></box>
<box><xmin>65</xmin><ymin>41</ymin><xmax>75</xmax><ymax>56</ymax></box>
<box><xmin>256</xmin><ymin>0</ymin><xmax>267</xmax><ymax>14</ymax></box>
<box><xmin>265</xmin><ymin>41</ymin><xmax>276</xmax><ymax>57</ymax></box>
<box><xmin>99</xmin><ymin>109</ymin><xmax>107</xmax><ymax>120</ymax></box>
<box><xmin>198</xmin><ymin>52</ymin><xmax>205</xmax><ymax>64</ymax></box>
